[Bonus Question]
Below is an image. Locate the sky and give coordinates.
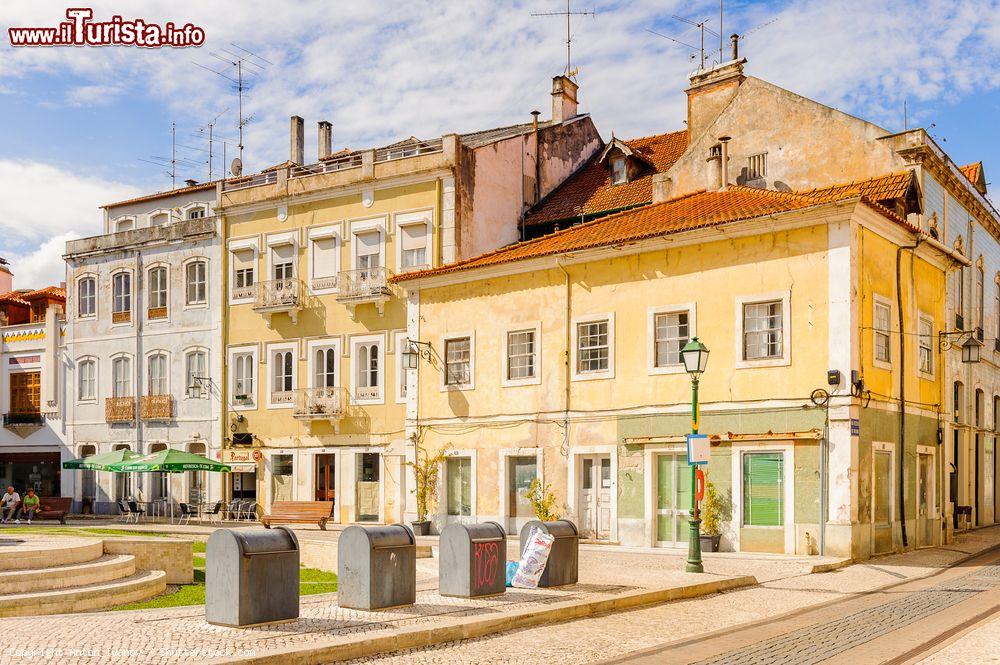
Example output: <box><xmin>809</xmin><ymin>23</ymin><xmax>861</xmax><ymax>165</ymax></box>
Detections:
<box><xmin>1</xmin><ymin>0</ymin><xmax>999</xmax><ymax>289</ymax></box>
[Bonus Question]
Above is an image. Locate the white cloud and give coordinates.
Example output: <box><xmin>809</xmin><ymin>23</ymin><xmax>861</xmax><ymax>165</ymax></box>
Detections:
<box><xmin>66</xmin><ymin>83</ymin><xmax>122</xmax><ymax>107</ymax></box>
<box><xmin>4</xmin><ymin>234</ymin><xmax>79</xmax><ymax>291</ymax></box>
<box><xmin>0</xmin><ymin>160</ymin><xmax>140</xmax><ymax>252</ymax></box>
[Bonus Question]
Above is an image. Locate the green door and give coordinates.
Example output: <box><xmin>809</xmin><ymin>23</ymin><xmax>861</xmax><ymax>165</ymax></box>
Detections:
<box><xmin>655</xmin><ymin>454</ymin><xmax>690</xmax><ymax>546</ymax></box>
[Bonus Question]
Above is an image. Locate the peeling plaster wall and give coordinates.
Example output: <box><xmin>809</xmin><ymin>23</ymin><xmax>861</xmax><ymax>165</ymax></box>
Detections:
<box><xmin>669</xmin><ymin>77</ymin><xmax>904</xmax><ymax>197</ymax></box>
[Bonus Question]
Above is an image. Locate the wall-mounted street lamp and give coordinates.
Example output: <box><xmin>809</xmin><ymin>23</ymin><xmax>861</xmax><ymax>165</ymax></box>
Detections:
<box><xmin>402</xmin><ymin>339</ymin><xmax>433</xmax><ymax>370</ymax></box>
<box><xmin>939</xmin><ymin>331</ymin><xmax>982</xmax><ymax>364</ymax></box>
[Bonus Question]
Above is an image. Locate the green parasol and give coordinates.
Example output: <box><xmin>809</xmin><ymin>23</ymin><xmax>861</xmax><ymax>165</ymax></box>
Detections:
<box><xmin>62</xmin><ymin>448</ymin><xmax>142</xmax><ymax>471</ymax></box>
<box><xmin>106</xmin><ymin>447</ymin><xmax>231</xmax><ymax>473</ymax></box>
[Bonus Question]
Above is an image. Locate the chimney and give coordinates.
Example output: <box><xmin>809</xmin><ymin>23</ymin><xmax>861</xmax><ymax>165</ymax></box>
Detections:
<box><xmin>685</xmin><ymin>56</ymin><xmax>746</xmax><ymax>141</ymax></box>
<box><xmin>719</xmin><ymin>136</ymin><xmax>731</xmax><ymax>189</ymax></box>
<box><xmin>652</xmin><ymin>173</ymin><xmax>675</xmax><ymax>203</ymax></box>
<box><xmin>0</xmin><ymin>260</ymin><xmax>11</xmax><ymax>294</ymax></box>
<box><xmin>730</xmin><ymin>34</ymin><xmax>739</xmax><ymax>61</ymax></box>
<box><xmin>290</xmin><ymin>115</ymin><xmax>305</xmax><ymax>164</ymax></box>
<box><xmin>318</xmin><ymin>121</ymin><xmax>332</xmax><ymax>160</ymax></box>
<box><xmin>551</xmin><ymin>75</ymin><xmax>578</xmax><ymax>124</ymax></box>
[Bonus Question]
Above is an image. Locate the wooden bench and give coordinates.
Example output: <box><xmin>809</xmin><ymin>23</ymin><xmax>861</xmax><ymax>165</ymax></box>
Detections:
<box><xmin>262</xmin><ymin>501</ymin><xmax>334</xmax><ymax>530</ymax></box>
<box><xmin>18</xmin><ymin>497</ymin><xmax>72</xmax><ymax>524</ymax></box>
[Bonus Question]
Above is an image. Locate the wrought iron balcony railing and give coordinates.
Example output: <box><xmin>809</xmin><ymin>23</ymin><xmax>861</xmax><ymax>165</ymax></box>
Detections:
<box><xmin>292</xmin><ymin>387</ymin><xmax>349</xmax><ymax>427</ymax></box>
<box><xmin>252</xmin><ymin>278</ymin><xmax>304</xmax><ymax>325</ymax></box>
<box><xmin>336</xmin><ymin>267</ymin><xmax>397</xmax><ymax>316</ymax></box>
<box><xmin>2</xmin><ymin>412</ymin><xmax>43</xmax><ymax>428</ymax></box>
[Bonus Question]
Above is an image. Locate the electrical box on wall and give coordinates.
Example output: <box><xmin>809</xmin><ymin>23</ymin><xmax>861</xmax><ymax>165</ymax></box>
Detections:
<box><xmin>827</xmin><ymin>369</ymin><xmax>841</xmax><ymax>387</ymax></box>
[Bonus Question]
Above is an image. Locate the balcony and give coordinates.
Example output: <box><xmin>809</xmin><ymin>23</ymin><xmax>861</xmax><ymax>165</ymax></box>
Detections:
<box><xmin>292</xmin><ymin>387</ymin><xmax>349</xmax><ymax>430</ymax></box>
<box><xmin>3</xmin><ymin>412</ymin><xmax>44</xmax><ymax>436</ymax></box>
<box><xmin>336</xmin><ymin>267</ymin><xmax>397</xmax><ymax>317</ymax></box>
<box><xmin>140</xmin><ymin>395</ymin><xmax>173</xmax><ymax>421</ymax></box>
<box><xmin>105</xmin><ymin>397</ymin><xmax>136</xmax><ymax>423</ymax></box>
<box><xmin>252</xmin><ymin>278</ymin><xmax>304</xmax><ymax>326</ymax></box>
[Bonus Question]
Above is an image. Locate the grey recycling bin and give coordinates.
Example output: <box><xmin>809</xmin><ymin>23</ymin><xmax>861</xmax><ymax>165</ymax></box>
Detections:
<box><xmin>338</xmin><ymin>524</ymin><xmax>416</xmax><ymax>610</ymax></box>
<box><xmin>519</xmin><ymin>519</ymin><xmax>578</xmax><ymax>587</ymax></box>
<box><xmin>205</xmin><ymin>527</ymin><xmax>300</xmax><ymax>627</ymax></box>
<box><xmin>439</xmin><ymin>521</ymin><xmax>507</xmax><ymax>598</ymax></box>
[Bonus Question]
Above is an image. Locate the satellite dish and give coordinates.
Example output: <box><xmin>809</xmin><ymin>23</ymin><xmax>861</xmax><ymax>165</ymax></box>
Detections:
<box><xmin>230</xmin><ymin>157</ymin><xmax>243</xmax><ymax>177</ymax></box>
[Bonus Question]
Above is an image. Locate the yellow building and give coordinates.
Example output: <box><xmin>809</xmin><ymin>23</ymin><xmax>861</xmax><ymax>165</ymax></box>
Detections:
<box><xmin>395</xmin><ymin>57</ymin><xmax>971</xmax><ymax>559</ymax></box>
<box><xmin>216</xmin><ymin>76</ymin><xmax>601</xmax><ymax>524</ymax></box>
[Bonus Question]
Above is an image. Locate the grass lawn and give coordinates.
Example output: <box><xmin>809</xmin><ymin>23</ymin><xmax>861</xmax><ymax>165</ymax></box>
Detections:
<box><xmin>0</xmin><ymin>526</ymin><xmax>172</xmax><ymax>538</ymax></box>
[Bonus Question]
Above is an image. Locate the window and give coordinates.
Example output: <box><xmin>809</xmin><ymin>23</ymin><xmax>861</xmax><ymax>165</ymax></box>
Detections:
<box><xmin>185</xmin><ymin>350</ymin><xmax>207</xmax><ymax>398</ymax></box>
<box><xmin>233</xmin><ymin>352</ymin><xmax>255</xmax><ymax>403</ymax></box>
<box><xmin>271</xmin><ymin>243</ymin><xmax>295</xmax><ymax>282</ymax></box>
<box><xmin>445</xmin><ymin>337</ymin><xmax>471</xmax><ymax>386</ymax></box>
<box><xmin>233</xmin><ymin>249</ymin><xmax>255</xmax><ymax>290</ymax></box>
<box><xmin>743</xmin><ymin>452</ymin><xmax>783</xmax><ymax>526</ymax></box>
<box><xmin>148</xmin><ymin>266</ymin><xmax>167</xmax><ymax>317</ymax></box>
<box><xmin>747</xmin><ymin>153</ymin><xmax>767</xmax><ymax>180</ymax></box>
<box><xmin>352</xmin><ymin>336</ymin><xmax>384</xmax><ymax>402</ymax></box>
<box><xmin>357</xmin><ymin>345</ymin><xmax>379</xmax><ymax>389</ymax></box>
<box><xmin>654</xmin><ymin>311</ymin><xmax>689</xmax><ymax>367</ymax></box>
<box><xmin>309</xmin><ymin>232</ymin><xmax>339</xmax><ymax>290</ymax></box>
<box><xmin>395</xmin><ymin>333</ymin><xmax>409</xmax><ymax>403</ymax></box>
<box><xmin>78</xmin><ymin>359</ymin><xmax>96</xmax><ymax>401</ymax></box>
<box><xmin>112</xmin><ymin>357</ymin><xmax>131</xmax><ymax>398</ymax></box>
<box><xmin>446</xmin><ymin>456</ymin><xmax>472</xmax><ymax>516</ymax></box>
<box><xmin>577</xmin><ymin>320</ymin><xmax>609</xmax><ymax>373</ymax></box>
<box><xmin>507</xmin><ymin>330</ymin><xmax>536</xmax><ymax>380</ymax></box>
<box><xmin>874</xmin><ymin>300</ymin><xmax>891</xmax><ymax>364</ymax></box>
<box><xmin>150</xmin><ymin>213</ymin><xmax>169</xmax><ymax>226</ymax></box>
<box><xmin>185</xmin><ymin>260</ymin><xmax>207</xmax><ymax>305</ymax></box>
<box><xmin>114</xmin><ymin>218</ymin><xmax>133</xmax><ymax>233</ymax></box>
<box><xmin>112</xmin><ymin>272</ymin><xmax>131</xmax><ymax>321</ymax></box>
<box><xmin>610</xmin><ymin>156</ymin><xmax>627</xmax><ymax>185</ymax></box>
<box><xmin>147</xmin><ymin>353</ymin><xmax>168</xmax><ymax>396</ymax></box>
<box><xmin>77</xmin><ymin>277</ymin><xmax>96</xmax><ymax>318</ymax></box>
<box><xmin>9</xmin><ymin>372</ymin><xmax>40</xmax><ymax>416</ymax></box>
<box><xmin>272</xmin><ymin>350</ymin><xmax>294</xmax><ymax>395</ymax></box>
<box><xmin>400</xmin><ymin>224</ymin><xmax>428</xmax><ymax>270</ymax></box>
<box><xmin>186</xmin><ymin>207</ymin><xmax>206</xmax><ymax>220</ymax></box>
<box><xmin>918</xmin><ymin>317</ymin><xmax>933</xmax><ymax>375</ymax></box>
<box><xmin>976</xmin><ymin>263</ymin><xmax>985</xmax><ymax>335</ymax></box>
<box><xmin>743</xmin><ymin>300</ymin><xmax>782</xmax><ymax>360</ymax></box>
<box><xmin>355</xmin><ymin>230</ymin><xmax>381</xmax><ymax>274</ymax></box>
<box><xmin>314</xmin><ymin>346</ymin><xmax>337</xmax><ymax>388</ymax></box>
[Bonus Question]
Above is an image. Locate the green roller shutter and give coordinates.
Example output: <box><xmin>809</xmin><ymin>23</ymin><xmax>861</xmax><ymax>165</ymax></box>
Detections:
<box><xmin>743</xmin><ymin>452</ymin><xmax>784</xmax><ymax>526</ymax></box>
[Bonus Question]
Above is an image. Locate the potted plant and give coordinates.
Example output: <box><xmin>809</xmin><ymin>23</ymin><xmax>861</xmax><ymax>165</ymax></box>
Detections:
<box><xmin>699</xmin><ymin>477</ymin><xmax>723</xmax><ymax>552</ymax></box>
<box><xmin>408</xmin><ymin>444</ymin><xmax>451</xmax><ymax>535</ymax></box>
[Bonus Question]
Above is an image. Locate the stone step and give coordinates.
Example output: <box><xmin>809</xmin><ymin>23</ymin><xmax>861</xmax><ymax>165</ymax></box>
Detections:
<box><xmin>0</xmin><ymin>554</ymin><xmax>136</xmax><ymax>594</ymax></box>
<box><xmin>0</xmin><ymin>570</ymin><xmax>167</xmax><ymax>617</ymax></box>
<box><xmin>0</xmin><ymin>536</ymin><xmax>103</xmax><ymax>571</ymax></box>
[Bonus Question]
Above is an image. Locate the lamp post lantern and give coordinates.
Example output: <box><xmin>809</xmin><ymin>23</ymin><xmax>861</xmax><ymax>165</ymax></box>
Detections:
<box><xmin>679</xmin><ymin>337</ymin><xmax>710</xmax><ymax>573</ymax></box>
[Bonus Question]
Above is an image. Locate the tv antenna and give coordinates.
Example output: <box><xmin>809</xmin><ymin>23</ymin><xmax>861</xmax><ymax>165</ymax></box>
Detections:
<box><xmin>193</xmin><ymin>43</ymin><xmax>271</xmax><ymax>165</ymax></box>
<box><xmin>192</xmin><ymin>109</ymin><xmax>230</xmax><ymax>181</ymax></box>
<box><xmin>138</xmin><ymin>122</ymin><xmax>203</xmax><ymax>189</ymax></box>
<box><xmin>531</xmin><ymin>0</ymin><xmax>596</xmax><ymax>78</ymax></box>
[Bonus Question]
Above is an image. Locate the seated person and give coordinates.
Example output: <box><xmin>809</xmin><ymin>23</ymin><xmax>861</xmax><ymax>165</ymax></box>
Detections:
<box><xmin>1</xmin><ymin>487</ymin><xmax>20</xmax><ymax>523</ymax></box>
<box><xmin>16</xmin><ymin>489</ymin><xmax>40</xmax><ymax>524</ymax></box>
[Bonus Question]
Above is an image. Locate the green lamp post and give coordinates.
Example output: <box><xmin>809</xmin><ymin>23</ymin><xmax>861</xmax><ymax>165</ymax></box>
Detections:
<box><xmin>680</xmin><ymin>336</ymin><xmax>710</xmax><ymax>573</ymax></box>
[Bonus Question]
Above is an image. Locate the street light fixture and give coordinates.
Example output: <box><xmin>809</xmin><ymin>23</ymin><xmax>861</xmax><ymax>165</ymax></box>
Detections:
<box><xmin>961</xmin><ymin>335</ymin><xmax>982</xmax><ymax>364</ymax></box>
<box><xmin>402</xmin><ymin>339</ymin><xmax>433</xmax><ymax>370</ymax></box>
<box><xmin>679</xmin><ymin>337</ymin><xmax>710</xmax><ymax>574</ymax></box>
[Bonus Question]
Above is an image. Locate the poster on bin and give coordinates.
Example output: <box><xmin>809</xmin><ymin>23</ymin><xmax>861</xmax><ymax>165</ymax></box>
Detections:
<box><xmin>686</xmin><ymin>434</ymin><xmax>710</xmax><ymax>465</ymax></box>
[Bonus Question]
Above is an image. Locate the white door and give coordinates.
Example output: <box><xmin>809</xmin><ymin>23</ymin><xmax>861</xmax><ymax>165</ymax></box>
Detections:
<box><xmin>579</xmin><ymin>455</ymin><xmax>612</xmax><ymax>540</ymax></box>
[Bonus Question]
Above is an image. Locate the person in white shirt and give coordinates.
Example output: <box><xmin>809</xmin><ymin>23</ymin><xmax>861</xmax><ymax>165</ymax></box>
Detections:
<box><xmin>1</xmin><ymin>487</ymin><xmax>20</xmax><ymax>523</ymax></box>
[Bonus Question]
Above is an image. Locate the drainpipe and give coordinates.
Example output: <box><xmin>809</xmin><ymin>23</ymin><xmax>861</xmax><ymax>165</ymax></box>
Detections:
<box><xmin>896</xmin><ymin>238</ymin><xmax>921</xmax><ymax>549</ymax></box>
<box><xmin>135</xmin><ymin>249</ymin><xmax>144</xmax><ymax>497</ymax></box>
<box><xmin>557</xmin><ymin>259</ymin><xmax>571</xmax><ymax>457</ymax></box>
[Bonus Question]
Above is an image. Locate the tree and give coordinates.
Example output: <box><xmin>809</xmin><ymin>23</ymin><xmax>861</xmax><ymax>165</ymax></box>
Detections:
<box><xmin>527</xmin><ymin>478</ymin><xmax>561</xmax><ymax>521</ymax></box>
<box><xmin>408</xmin><ymin>444</ymin><xmax>452</xmax><ymax>522</ymax></box>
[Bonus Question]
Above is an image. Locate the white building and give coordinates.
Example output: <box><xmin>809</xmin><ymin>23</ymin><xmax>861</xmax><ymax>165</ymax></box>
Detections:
<box><xmin>0</xmin><ymin>273</ymin><xmax>70</xmax><ymax>501</ymax></box>
<box><xmin>64</xmin><ymin>183</ymin><xmax>224</xmax><ymax>513</ymax></box>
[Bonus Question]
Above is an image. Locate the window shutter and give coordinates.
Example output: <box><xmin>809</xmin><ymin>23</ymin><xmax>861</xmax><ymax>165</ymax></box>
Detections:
<box><xmin>272</xmin><ymin>243</ymin><xmax>295</xmax><ymax>262</ymax></box>
<box><xmin>312</xmin><ymin>237</ymin><xmax>337</xmax><ymax>278</ymax></box>
<box><xmin>400</xmin><ymin>224</ymin><xmax>426</xmax><ymax>251</ymax></box>
<box><xmin>743</xmin><ymin>453</ymin><xmax>783</xmax><ymax>526</ymax></box>
<box><xmin>233</xmin><ymin>249</ymin><xmax>253</xmax><ymax>270</ymax></box>
<box><xmin>356</xmin><ymin>230</ymin><xmax>380</xmax><ymax>252</ymax></box>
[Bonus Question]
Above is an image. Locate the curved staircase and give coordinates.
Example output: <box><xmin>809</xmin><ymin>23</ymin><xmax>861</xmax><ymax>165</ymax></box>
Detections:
<box><xmin>0</xmin><ymin>536</ymin><xmax>166</xmax><ymax>616</ymax></box>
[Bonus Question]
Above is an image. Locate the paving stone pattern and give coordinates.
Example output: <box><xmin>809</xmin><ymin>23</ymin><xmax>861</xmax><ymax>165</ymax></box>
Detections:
<box><xmin>694</xmin><ymin>564</ymin><xmax>1000</xmax><ymax>665</ymax></box>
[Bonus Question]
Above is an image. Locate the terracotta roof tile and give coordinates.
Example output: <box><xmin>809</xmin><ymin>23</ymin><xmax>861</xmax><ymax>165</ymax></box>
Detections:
<box><xmin>397</xmin><ymin>175</ymin><xmax>917</xmax><ymax>283</ymax></box>
<box><xmin>22</xmin><ymin>286</ymin><xmax>66</xmax><ymax>301</ymax></box>
<box><xmin>960</xmin><ymin>162</ymin><xmax>982</xmax><ymax>184</ymax></box>
<box><xmin>523</xmin><ymin>130</ymin><xmax>689</xmax><ymax>227</ymax></box>
<box><xmin>796</xmin><ymin>171</ymin><xmax>915</xmax><ymax>205</ymax></box>
<box><xmin>0</xmin><ymin>292</ymin><xmax>29</xmax><ymax>306</ymax></box>
<box><xmin>101</xmin><ymin>181</ymin><xmax>218</xmax><ymax>209</ymax></box>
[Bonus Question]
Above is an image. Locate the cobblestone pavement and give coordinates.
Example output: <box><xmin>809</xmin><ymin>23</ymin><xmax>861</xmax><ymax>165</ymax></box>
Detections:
<box><xmin>343</xmin><ymin>527</ymin><xmax>1000</xmax><ymax>664</ymax></box>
